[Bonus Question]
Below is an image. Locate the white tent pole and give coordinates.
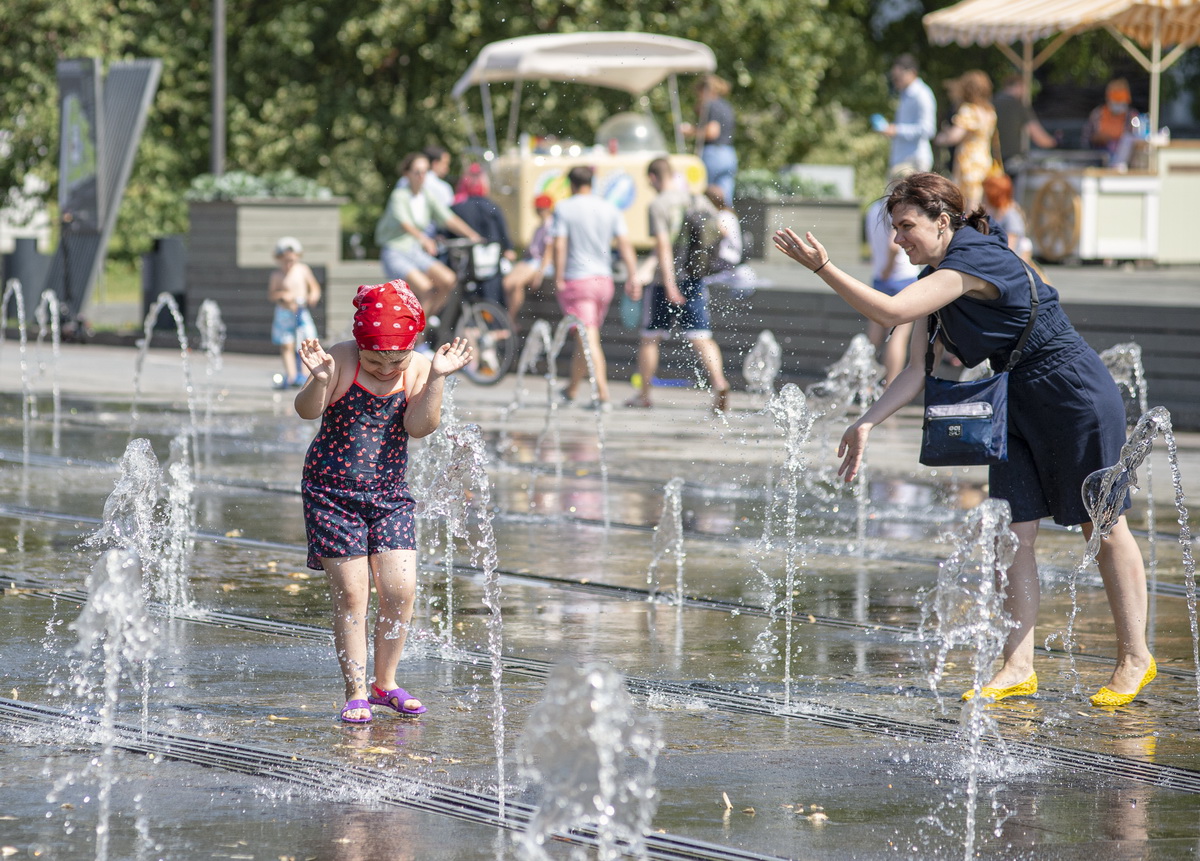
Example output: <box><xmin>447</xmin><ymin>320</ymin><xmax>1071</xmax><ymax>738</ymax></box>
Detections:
<box><xmin>505</xmin><ymin>79</ymin><xmax>524</xmax><ymax>149</ymax></box>
<box><xmin>668</xmin><ymin>73</ymin><xmax>686</xmax><ymax>154</ymax></box>
<box><xmin>1150</xmin><ymin>11</ymin><xmax>1162</xmax><ymax>134</ymax></box>
<box><xmin>479</xmin><ymin>82</ymin><xmax>498</xmax><ymax>155</ymax></box>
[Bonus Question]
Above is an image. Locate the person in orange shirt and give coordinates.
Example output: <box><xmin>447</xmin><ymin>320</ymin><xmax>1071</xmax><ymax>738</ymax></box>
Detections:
<box><xmin>1084</xmin><ymin>79</ymin><xmax>1141</xmax><ymax>167</ymax></box>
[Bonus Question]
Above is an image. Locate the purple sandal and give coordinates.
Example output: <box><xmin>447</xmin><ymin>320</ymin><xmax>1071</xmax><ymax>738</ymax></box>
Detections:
<box><xmin>369</xmin><ymin>684</ymin><xmax>427</xmax><ymax>716</ymax></box>
<box><xmin>339</xmin><ymin>698</ymin><xmax>373</xmax><ymax>723</ymax></box>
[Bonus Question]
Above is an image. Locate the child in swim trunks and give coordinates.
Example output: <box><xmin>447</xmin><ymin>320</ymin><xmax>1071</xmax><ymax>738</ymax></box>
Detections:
<box><xmin>294</xmin><ymin>279</ymin><xmax>471</xmax><ymax>723</ymax></box>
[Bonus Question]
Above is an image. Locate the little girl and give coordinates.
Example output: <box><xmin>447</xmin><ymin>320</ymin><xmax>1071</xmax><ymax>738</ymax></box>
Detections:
<box><xmin>295</xmin><ymin>280</ymin><xmax>471</xmax><ymax>723</ymax></box>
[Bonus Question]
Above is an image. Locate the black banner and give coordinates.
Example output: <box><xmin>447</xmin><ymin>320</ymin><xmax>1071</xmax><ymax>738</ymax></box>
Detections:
<box><xmin>57</xmin><ymin>58</ymin><xmax>104</xmax><ymax>234</ymax></box>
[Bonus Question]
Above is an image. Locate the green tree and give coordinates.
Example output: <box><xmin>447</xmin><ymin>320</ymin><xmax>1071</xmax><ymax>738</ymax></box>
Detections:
<box><xmin>1</xmin><ymin>0</ymin><xmax>906</xmax><ymax>262</ymax></box>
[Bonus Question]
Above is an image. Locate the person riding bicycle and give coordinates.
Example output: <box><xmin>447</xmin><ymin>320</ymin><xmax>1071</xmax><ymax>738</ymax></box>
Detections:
<box><xmin>450</xmin><ymin>164</ymin><xmax>517</xmax><ymax>310</ymax></box>
<box><xmin>376</xmin><ymin>152</ymin><xmax>483</xmax><ymax>320</ymax></box>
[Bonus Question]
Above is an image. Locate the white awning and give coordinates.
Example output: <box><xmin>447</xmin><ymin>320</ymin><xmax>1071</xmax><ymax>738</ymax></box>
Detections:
<box><xmin>451</xmin><ymin>32</ymin><xmax>716</xmax><ymax>100</ymax></box>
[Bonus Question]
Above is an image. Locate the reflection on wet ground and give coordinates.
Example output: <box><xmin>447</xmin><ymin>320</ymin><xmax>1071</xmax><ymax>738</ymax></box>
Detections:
<box><xmin>1</xmin><ymin>387</ymin><xmax>1199</xmax><ymax>861</ymax></box>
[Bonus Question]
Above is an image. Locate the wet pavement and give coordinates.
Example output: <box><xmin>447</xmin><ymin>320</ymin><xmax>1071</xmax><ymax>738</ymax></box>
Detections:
<box><xmin>0</xmin><ymin>341</ymin><xmax>1198</xmax><ymax>860</ymax></box>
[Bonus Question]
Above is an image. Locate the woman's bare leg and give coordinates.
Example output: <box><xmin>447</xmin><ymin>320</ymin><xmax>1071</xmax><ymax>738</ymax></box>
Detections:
<box><xmin>1082</xmin><ymin>516</ymin><xmax>1153</xmax><ymax>693</ymax></box>
<box><xmin>980</xmin><ymin>519</ymin><xmax>1041</xmax><ymax>689</ymax></box>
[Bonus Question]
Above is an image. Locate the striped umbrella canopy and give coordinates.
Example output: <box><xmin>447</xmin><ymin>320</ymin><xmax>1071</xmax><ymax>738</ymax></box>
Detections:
<box><xmin>924</xmin><ymin>0</ymin><xmax>1200</xmax><ymax>132</ymax></box>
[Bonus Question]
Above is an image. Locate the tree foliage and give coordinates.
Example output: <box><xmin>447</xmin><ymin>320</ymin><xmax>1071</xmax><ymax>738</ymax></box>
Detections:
<box><xmin>5</xmin><ymin>0</ymin><xmax>1185</xmax><ymax>262</ymax></box>
<box><xmin>1</xmin><ymin>0</ymin><xmax>896</xmax><ymax>260</ymax></box>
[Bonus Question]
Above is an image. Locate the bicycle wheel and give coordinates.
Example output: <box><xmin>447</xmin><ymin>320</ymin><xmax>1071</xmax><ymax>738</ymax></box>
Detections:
<box><xmin>454</xmin><ymin>299</ymin><xmax>517</xmax><ymax>385</ymax></box>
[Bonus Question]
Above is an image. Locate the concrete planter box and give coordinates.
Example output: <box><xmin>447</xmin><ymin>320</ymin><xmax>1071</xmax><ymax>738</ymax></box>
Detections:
<box><xmin>185</xmin><ymin>197</ymin><xmax>346</xmax><ymax>343</ymax></box>
<box><xmin>187</xmin><ymin>198</ymin><xmax>345</xmax><ymax>270</ymax></box>
<box><xmin>736</xmin><ymin>197</ymin><xmax>862</xmax><ymax>266</ymax></box>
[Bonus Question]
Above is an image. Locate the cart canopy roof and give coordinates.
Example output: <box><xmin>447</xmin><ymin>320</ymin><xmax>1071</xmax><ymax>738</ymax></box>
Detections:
<box><xmin>451</xmin><ymin>32</ymin><xmax>716</xmax><ymax>99</ymax></box>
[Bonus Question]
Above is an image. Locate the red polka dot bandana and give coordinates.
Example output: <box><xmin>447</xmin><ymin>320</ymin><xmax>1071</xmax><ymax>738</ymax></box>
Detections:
<box><xmin>352</xmin><ymin>280</ymin><xmax>426</xmax><ymax>351</ymax></box>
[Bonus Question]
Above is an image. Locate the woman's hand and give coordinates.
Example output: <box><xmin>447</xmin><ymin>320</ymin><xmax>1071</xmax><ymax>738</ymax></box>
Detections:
<box><xmin>837</xmin><ymin>421</ymin><xmax>872</xmax><ymax>483</ymax></box>
<box><xmin>430</xmin><ymin>337</ymin><xmax>472</xmax><ymax>377</ymax></box>
<box><xmin>773</xmin><ymin>229</ymin><xmax>828</xmax><ymax>273</ymax></box>
<box><xmin>298</xmin><ymin>339</ymin><xmax>334</xmax><ymax>382</ymax></box>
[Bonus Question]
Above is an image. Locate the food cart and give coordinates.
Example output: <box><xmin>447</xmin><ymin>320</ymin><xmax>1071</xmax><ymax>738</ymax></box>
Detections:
<box><xmin>451</xmin><ymin>33</ymin><xmax>715</xmax><ymax>248</ymax></box>
<box><xmin>925</xmin><ymin>0</ymin><xmax>1200</xmax><ymax>263</ymax></box>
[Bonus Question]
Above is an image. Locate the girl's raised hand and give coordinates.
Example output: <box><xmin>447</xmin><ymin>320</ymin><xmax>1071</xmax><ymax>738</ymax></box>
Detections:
<box><xmin>431</xmin><ymin>338</ymin><xmax>472</xmax><ymax>377</ymax></box>
<box><xmin>298</xmin><ymin>339</ymin><xmax>334</xmax><ymax>382</ymax></box>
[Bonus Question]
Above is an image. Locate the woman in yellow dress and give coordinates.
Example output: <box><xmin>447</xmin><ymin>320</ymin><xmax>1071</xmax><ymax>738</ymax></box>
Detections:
<box><xmin>935</xmin><ymin>70</ymin><xmax>997</xmax><ymax>213</ymax></box>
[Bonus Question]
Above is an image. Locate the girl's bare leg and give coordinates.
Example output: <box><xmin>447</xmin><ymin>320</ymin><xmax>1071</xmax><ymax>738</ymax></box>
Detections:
<box><xmin>322</xmin><ymin>555</ymin><xmax>372</xmax><ymax>720</ymax></box>
<box><xmin>368</xmin><ymin>549</ymin><xmax>422</xmax><ymax>711</ymax></box>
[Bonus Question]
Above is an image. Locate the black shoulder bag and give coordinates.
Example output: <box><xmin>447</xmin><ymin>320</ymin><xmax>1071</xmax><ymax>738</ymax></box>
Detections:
<box><xmin>919</xmin><ymin>259</ymin><xmax>1039</xmax><ymax>467</ymax></box>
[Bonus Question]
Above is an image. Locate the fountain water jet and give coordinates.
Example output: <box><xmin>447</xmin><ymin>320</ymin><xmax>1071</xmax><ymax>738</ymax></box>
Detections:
<box><xmin>64</xmin><ymin>548</ymin><xmax>155</xmax><ymax>861</ymax></box>
<box><xmin>919</xmin><ymin>498</ymin><xmax>1019</xmax><ymax>861</ymax></box>
<box><xmin>750</xmin><ymin>384</ymin><xmax>814</xmax><ymax>705</ymax></box>
<box><xmin>1100</xmin><ymin>342</ymin><xmax>1159</xmax><ymax>636</ymax></box>
<box><xmin>1081</xmin><ymin>406</ymin><xmax>1199</xmax><ymax>719</ymax></box>
<box><xmin>742</xmin><ymin>329</ymin><xmax>781</xmax><ymax>400</ymax></box>
<box><xmin>130</xmin><ymin>293</ymin><xmax>199</xmax><ymax>454</ymax></box>
<box><xmin>516</xmin><ymin>661</ymin><xmax>661</xmax><ymax>861</ymax></box>
<box><xmin>194</xmin><ymin>299</ymin><xmax>226</xmax><ymax>440</ymax></box>
<box><xmin>32</xmin><ymin>289</ymin><xmax>63</xmax><ymax>451</ymax></box>
<box><xmin>2</xmin><ymin>278</ymin><xmax>34</xmax><ymax>458</ymax></box>
<box><xmin>646</xmin><ymin>477</ymin><xmax>686</xmax><ymax>605</ymax></box>
<box><xmin>419</xmin><ymin>422</ymin><xmax>509</xmax><ymax>815</ymax></box>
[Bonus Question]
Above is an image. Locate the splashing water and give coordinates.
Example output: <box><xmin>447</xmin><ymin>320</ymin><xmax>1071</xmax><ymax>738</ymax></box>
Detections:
<box><xmin>919</xmin><ymin>498</ymin><xmax>1018</xmax><ymax>861</ymax></box>
<box><xmin>1080</xmin><ymin>406</ymin><xmax>1199</xmax><ymax>718</ymax></box>
<box><xmin>646</xmin><ymin>477</ymin><xmax>686</xmax><ymax>605</ymax></box>
<box><xmin>83</xmin><ymin>438</ymin><xmax>164</xmax><ymax>570</ymax></box>
<box><xmin>803</xmin><ymin>333</ymin><xmax>882</xmax><ymax>422</ymax></box>
<box><xmin>742</xmin><ymin>329</ymin><xmax>781</xmax><ymax>397</ymax></box>
<box><xmin>750</xmin><ymin>384</ymin><xmax>814</xmax><ymax>705</ymax></box>
<box><xmin>804</xmin><ymin>334</ymin><xmax>882</xmax><ymax>539</ymax></box>
<box><xmin>516</xmin><ymin>662</ymin><xmax>662</xmax><ymax>861</ymax></box>
<box><xmin>67</xmin><ymin>548</ymin><xmax>156</xmax><ymax>861</ymax></box>
<box><xmin>419</xmin><ymin>422</ymin><xmax>509</xmax><ymax>815</ymax></box>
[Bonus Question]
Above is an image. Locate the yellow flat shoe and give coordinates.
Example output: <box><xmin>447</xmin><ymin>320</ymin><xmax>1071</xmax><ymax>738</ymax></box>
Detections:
<box><xmin>961</xmin><ymin>672</ymin><xmax>1037</xmax><ymax>702</ymax></box>
<box><xmin>1090</xmin><ymin>657</ymin><xmax>1157</xmax><ymax>707</ymax></box>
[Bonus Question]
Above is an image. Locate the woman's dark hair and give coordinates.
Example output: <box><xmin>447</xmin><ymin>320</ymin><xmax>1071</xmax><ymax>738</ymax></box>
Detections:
<box><xmin>884</xmin><ymin>172</ymin><xmax>989</xmax><ymax>234</ymax></box>
<box><xmin>398</xmin><ymin>152</ymin><xmax>427</xmax><ymax>176</ymax></box>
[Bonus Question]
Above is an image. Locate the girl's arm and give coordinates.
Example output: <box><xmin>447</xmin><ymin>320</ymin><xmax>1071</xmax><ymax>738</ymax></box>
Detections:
<box><xmin>294</xmin><ymin>339</ymin><xmax>351</xmax><ymax>419</ymax></box>
<box><xmin>837</xmin><ymin>318</ymin><xmax>938</xmax><ymax>482</ymax></box>
<box><xmin>403</xmin><ymin>339</ymin><xmax>472</xmax><ymax>438</ymax></box>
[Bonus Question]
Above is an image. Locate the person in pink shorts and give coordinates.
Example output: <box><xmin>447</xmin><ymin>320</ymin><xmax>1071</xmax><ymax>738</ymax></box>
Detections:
<box><xmin>551</xmin><ymin>166</ymin><xmax>641</xmax><ymax>409</ymax></box>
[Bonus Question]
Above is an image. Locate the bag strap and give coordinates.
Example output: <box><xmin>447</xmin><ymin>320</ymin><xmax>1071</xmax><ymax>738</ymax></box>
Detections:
<box><xmin>924</xmin><ymin>249</ymin><xmax>1040</xmax><ymax>376</ymax></box>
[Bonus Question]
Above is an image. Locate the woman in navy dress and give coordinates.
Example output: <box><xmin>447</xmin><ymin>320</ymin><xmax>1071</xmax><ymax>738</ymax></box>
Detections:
<box><xmin>772</xmin><ymin>172</ymin><xmax>1154</xmax><ymax>708</ymax></box>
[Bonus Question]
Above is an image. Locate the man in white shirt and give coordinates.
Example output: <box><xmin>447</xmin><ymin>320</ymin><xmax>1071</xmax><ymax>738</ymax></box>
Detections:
<box><xmin>880</xmin><ymin>55</ymin><xmax>937</xmax><ymax>173</ymax></box>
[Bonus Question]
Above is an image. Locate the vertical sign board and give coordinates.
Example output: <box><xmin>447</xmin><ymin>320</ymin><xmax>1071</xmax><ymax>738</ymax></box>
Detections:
<box><xmin>57</xmin><ymin>58</ymin><xmax>105</xmax><ymax>234</ymax></box>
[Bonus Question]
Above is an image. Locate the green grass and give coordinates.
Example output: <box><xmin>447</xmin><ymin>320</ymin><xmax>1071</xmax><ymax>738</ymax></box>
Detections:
<box><xmin>94</xmin><ymin>259</ymin><xmax>141</xmax><ymax>306</ymax></box>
